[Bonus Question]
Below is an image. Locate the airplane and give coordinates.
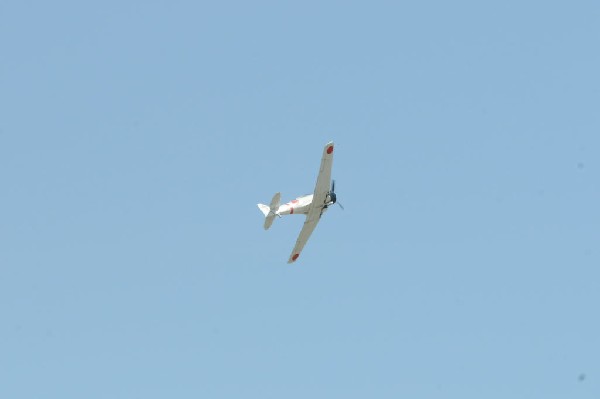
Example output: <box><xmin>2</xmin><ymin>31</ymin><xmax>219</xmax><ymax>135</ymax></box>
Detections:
<box><xmin>257</xmin><ymin>141</ymin><xmax>343</xmax><ymax>264</ymax></box>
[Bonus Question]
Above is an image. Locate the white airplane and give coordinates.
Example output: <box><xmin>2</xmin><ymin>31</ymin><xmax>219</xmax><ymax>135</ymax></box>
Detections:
<box><xmin>257</xmin><ymin>141</ymin><xmax>343</xmax><ymax>264</ymax></box>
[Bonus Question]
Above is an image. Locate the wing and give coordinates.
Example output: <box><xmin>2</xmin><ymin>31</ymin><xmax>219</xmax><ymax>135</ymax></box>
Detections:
<box><xmin>287</xmin><ymin>141</ymin><xmax>335</xmax><ymax>264</ymax></box>
<box><xmin>311</xmin><ymin>141</ymin><xmax>335</xmax><ymax>207</ymax></box>
<box><xmin>287</xmin><ymin>205</ymin><xmax>321</xmax><ymax>263</ymax></box>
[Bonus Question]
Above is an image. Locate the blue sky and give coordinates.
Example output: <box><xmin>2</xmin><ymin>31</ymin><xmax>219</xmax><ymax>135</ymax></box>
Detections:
<box><xmin>1</xmin><ymin>1</ymin><xmax>599</xmax><ymax>398</ymax></box>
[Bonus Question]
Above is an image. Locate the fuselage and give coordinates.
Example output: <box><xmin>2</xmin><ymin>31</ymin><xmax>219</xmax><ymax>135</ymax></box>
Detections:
<box><xmin>276</xmin><ymin>194</ymin><xmax>314</xmax><ymax>216</ymax></box>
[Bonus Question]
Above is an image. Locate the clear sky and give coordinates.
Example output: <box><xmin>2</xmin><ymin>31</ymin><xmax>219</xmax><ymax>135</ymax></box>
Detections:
<box><xmin>1</xmin><ymin>1</ymin><xmax>599</xmax><ymax>398</ymax></box>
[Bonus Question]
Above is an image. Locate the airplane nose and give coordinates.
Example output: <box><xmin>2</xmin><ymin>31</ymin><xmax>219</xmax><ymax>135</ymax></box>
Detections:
<box><xmin>330</xmin><ymin>192</ymin><xmax>337</xmax><ymax>203</ymax></box>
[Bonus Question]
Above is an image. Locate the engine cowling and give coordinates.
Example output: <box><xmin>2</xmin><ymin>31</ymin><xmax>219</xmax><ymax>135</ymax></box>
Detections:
<box><xmin>327</xmin><ymin>192</ymin><xmax>337</xmax><ymax>205</ymax></box>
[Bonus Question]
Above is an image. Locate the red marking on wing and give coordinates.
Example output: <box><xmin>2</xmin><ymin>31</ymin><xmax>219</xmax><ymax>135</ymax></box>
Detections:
<box><xmin>327</xmin><ymin>145</ymin><xmax>334</xmax><ymax>154</ymax></box>
<box><xmin>291</xmin><ymin>199</ymin><xmax>299</xmax><ymax>204</ymax></box>
<box><xmin>292</xmin><ymin>253</ymin><xmax>299</xmax><ymax>261</ymax></box>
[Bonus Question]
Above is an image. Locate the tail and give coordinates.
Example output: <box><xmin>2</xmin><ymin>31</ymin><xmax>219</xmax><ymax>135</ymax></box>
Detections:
<box><xmin>257</xmin><ymin>192</ymin><xmax>281</xmax><ymax>230</ymax></box>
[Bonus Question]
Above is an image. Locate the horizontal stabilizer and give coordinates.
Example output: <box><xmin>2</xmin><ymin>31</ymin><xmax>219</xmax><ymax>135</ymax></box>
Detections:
<box><xmin>264</xmin><ymin>213</ymin><xmax>276</xmax><ymax>230</ymax></box>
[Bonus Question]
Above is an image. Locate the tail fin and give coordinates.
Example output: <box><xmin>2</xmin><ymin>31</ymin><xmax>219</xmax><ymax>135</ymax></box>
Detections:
<box><xmin>257</xmin><ymin>192</ymin><xmax>281</xmax><ymax>230</ymax></box>
<box><xmin>257</xmin><ymin>204</ymin><xmax>270</xmax><ymax>217</ymax></box>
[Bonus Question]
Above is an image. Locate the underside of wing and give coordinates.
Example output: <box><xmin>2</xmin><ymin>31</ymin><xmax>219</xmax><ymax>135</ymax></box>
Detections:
<box><xmin>286</xmin><ymin>141</ymin><xmax>335</xmax><ymax>264</ymax></box>
<box><xmin>312</xmin><ymin>141</ymin><xmax>335</xmax><ymax>209</ymax></box>
<box><xmin>287</xmin><ymin>206</ymin><xmax>321</xmax><ymax>264</ymax></box>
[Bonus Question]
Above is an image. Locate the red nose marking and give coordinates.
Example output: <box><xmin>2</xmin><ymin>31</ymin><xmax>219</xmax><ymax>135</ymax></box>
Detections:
<box><xmin>327</xmin><ymin>145</ymin><xmax>334</xmax><ymax>154</ymax></box>
<box><xmin>292</xmin><ymin>253</ymin><xmax>299</xmax><ymax>261</ymax></box>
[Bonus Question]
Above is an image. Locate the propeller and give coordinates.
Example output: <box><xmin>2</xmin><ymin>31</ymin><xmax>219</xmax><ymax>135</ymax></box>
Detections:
<box><xmin>330</xmin><ymin>179</ymin><xmax>344</xmax><ymax>210</ymax></box>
